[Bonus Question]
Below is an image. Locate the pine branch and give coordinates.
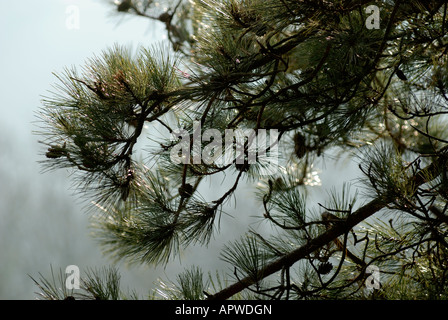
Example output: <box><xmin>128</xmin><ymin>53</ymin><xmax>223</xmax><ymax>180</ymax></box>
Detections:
<box><xmin>207</xmin><ymin>159</ymin><xmax>443</xmax><ymax>300</ymax></box>
<box><xmin>36</xmin><ymin>0</ymin><xmax>448</xmax><ymax>300</ymax></box>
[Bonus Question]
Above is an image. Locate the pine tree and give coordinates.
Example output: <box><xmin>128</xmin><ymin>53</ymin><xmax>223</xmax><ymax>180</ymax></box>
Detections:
<box><xmin>33</xmin><ymin>0</ymin><xmax>448</xmax><ymax>300</ymax></box>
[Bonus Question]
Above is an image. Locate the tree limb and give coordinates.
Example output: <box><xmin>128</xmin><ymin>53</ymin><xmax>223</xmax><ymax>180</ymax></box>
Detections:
<box><xmin>207</xmin><ymin>160</ymin><xmax>443</xmax><ymax>300</ymax></box>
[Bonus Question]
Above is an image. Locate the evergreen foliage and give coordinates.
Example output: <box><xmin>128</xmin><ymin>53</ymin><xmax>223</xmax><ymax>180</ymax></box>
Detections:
<box><xmin>34</xmin><ymin>0</ymin><xmax>448</xmax><ymax>299</ymax></box>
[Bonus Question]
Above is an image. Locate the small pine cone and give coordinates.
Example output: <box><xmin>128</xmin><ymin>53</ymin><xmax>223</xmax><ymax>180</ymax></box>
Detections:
<box><xmin>158</xmin><ymin>12</ymin><xmax>171</xmax><ymax>23</ymax></box>
<box><xmin>202</xmin><ymin>205</ymin><xmax>216</xmax><ymax>216</ymax></box>
<box><xmin>81</xmin><ymin>155</ymin><xmax>97</xmax><ymax>169</ymax></box>
<box><xmin>294</xmin><ymin>132</ymin><xmax>307</xmax><ymax>159</ymax></box>
<box><xmin>46</xmin><ymin>152</ymin><xmax>60</xmax><ymax>159</ymax></box>
<box><xmin>117</xmin><ymin>0</ymin><xmax>132</xmax><ymax>12</ymax></box>
<box><xmin>46</xmin><ymin>148</ymin><xmax>64</xmax><ymax>159</ymax></box>
<box><xmin>317</xmin><ymin>262</ymin><xmax>333</xmax><ymax>275</ymax></box>
<box><xmin>396</xmin><ymin>69</ymin><xmax>408</xmax><ymax>81</ymax></box>
<box><xmin>179</xmin><ymin>183</ymin><xmax>194</xmax><ymax>198</ymax></box>
<box><xmin>271</xmin><ymin>177</ymin><xmax>286</xmax><ymax>191</ymax></box>
<box><xmin>46</xmin><ymin>143</ymin><xmax>67</xmax><ymax>159</ymax></box>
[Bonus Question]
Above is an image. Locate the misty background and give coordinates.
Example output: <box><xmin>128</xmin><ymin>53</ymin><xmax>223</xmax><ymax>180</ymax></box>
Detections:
<box><xmin>0</xmin><ymin>0</ymin><xmax>359</xmax><ymax>299</ymax></box>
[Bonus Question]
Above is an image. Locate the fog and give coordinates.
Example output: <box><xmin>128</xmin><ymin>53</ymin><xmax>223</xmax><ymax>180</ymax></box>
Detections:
<box><xmin>0</xmin><ymin>0</ymin><xmax>359</xmax><ymax>299</ymax></box>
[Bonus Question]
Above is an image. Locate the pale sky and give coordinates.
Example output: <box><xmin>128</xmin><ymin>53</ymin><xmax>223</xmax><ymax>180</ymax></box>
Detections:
<box><xmin>0</xmin><ymin>0</ymin><xmax>359</xmax><ymax>299</ymax></box>
<box><xmin>0</xmin><ymin>0</ymin><xmax>174</xmax><ymax>299</ymax></box>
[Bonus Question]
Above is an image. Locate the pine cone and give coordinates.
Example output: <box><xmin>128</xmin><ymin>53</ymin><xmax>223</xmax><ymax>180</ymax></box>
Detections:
<box><xmin>158</xmin><ymin>12</ymin><xmax>171</xmax><ymax>23</ymax></box>
<box><xmin>202</xmin><ymin>205</ymin><xmax>216</xmax><ymax>217</ymax></box>
<box><xmin>317</xmin><ymin>262</ymin><xmax>333</xmax><ymax>275</ymax></box>
<box><xmin>117</xmin><ymin>0</ymin><xmax>132</xmax><ymax>12</ymax></box>
<box><xmin>294</xmin><ymin>132</ymin><xmax>307</xmax><ymax>159</ymax></box>
<box><xmin>396</xmin><ymin>69</ymin><xmax>408</xmax><ymax>81</ymax></box>
<box><xmin>179</xmin><ymin>183</ymin><xmax>194</xmax><ymax>198</ymax></box>
<box><xmin>46</xmin><ymin>144</ymin><xmax>67</xmax><ymax>159</ymax></box>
